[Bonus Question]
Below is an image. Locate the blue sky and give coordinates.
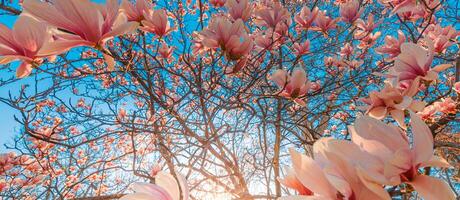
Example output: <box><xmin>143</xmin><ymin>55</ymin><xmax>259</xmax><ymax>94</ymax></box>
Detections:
<box><xmin>0</xmin><ymin>13</ymin><xmax>20</xmax><ymax>152</ymax></box>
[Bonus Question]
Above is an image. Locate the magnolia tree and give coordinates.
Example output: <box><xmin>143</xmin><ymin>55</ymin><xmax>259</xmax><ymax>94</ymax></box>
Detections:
<box><xmin>0</xmin><ymin>0</ymin><xmax>459</xmax><ymax>199</ymax></box>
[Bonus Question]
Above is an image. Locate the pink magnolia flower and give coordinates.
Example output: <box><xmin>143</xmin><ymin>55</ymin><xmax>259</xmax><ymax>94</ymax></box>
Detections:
<box><xmin>293</xmin><ymin>40</ymin><xmax>310</xmax><ymax>56</ymax></box>
<box><xmin>278</xmin><ymin>167</ymin><xmax>313</xmax><ymax>196</ymax></box>
<box><xmin>23</xmin><ymin>0</ymin><xmax>138</xmax><ymax>71</ymax></box>
<box><xmin>199</xmin><ymin>17</ymin><xmax>253</xmax><ymax>61</ymax></box>
<box><xmin>159</xmin><ymin>43</ymin><xmax>174</xmax><ymax>59</ymax></box>
<box><xmin>280</xmin><ymin>138</ymin><xmax>389</xmax><ymax>200</ymax></box>
<box><xmin>357</xmin><ymin>31</ymin><xmax>381</xmax><ymax>49</ymax></box>
<box><xmin>294</xmin><ymin>7</ymin><xmax>318</xmax><ymax>31</ymax></box>
<box><xmin>312</xmin><ymin>10</ymin><xmax>339</xmax><ymax>35</ymax></box>
<box><xmin>254</xmin><ymin>32</ymin><xmax>277</xmax><ymax>51</ymax></box>
<box><xmin>226</xmin><ymin>0</ymin><xmax>252</xmax><ymax>22</ymax></box>
<box><xmin>418</xmin><ymin>105</ymin><xmax>437</xmax><ymax>122</ymax></box>
<box><xmin>255</xmin><ymin>3</ymin><xmax>291</xmax><ymax>30</ymax></box>
<box><xmin>454</xmin><ymin>82</ymin><xmax>460</xmax><ymax>93</ymax></box>
<box><xmin>0</xmin><ymin>14</ymin><xmax>52</xmax><ymax>78</ymax></box>
<box><xmin>270</xmin><ymin>68</ymin><xmax>310</xmax><ymax>106</ymax></box>
<box><xmin>339</xmin><ymin>0</ymin><xmax>362</xmax><ymax>23</ymax></box>
<box><xmin>376</xmin><ymin>30</ymin><xmax>406</xmax><ymax>59</ymax></box>
<box><xmin>121</xmin><ymin>171</ymin><xmax>189</xmax><ymax>200</ymax></box>
<box><xmin>340</xmin><ymin>43</ymin><xmax>353</xmax><ymax>58</ymax></box>
<box><xmin>210</xmin><ymin>0</ymin><xmax>226</xmax><ymax>7</ymax></box>
<box><xmin>121</xmin><ymin>0</ymin><xmax>153</xmax><ymax>22</ymax></box>
<box><xmin>434</xmin><ymin>97</ymin><xmax>457</xmax><ymax>114</ymax></box>
<box><xmin>350</xmin><ymin>112</ymin><xmax>455</xmax><ymax>200</ymax></box>
<box><xmin>354</xmin><ymin>14</ymin><xmax>380</xmax><ymax>39</ymax></box>
<box><xmin>141</xmin><ymin>9</ymin><xmax>173</xmax><ymax>37</ymax></box>
<box><xmin>389</xmin><ymin>0</ymin><xmax>417</xmax><ymax>15</ymax></box>
<box><xmin>423</xmin><ymin>24</ymin><xmax>459</xmax><ymax>54</ymax></box>
<box><xmin>391</xmin><ymin>41</ymin><xmax>451</xmax><ymax>85</ymax></box>
<box><xmin>362</xmin><ymin>81</ymin><xmax>425</xmax><ymax>128</ymax></box>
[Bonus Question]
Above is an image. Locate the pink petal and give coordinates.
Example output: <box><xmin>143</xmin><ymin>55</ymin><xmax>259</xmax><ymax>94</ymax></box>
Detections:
<box><xmin>288</xmin><ymin>148</ymin><xmax>337</xmax><ymax>198</ymax></box>
<box><xmin>101</xmin><ymin>22</ymin><xmax>138</xmax><ymax>42</ymax></box>
<box><xmin>368</xmin><ymin>106</ymin><xmax>387</xmax><ymax>119</ymax></box>
<box><xmin>354</xmin><ymin>116</ymin><xmax>409</xmax><ymax>152</ymax></box>
<box><xmin>409</xmin><ymin>111</ymin><xmax>433</xmax><ymax>165</ymax></box>
<box><xmin>155</xmin><ymin>172</ymin><xmax>180</xmax><ymax>200</ymax></box>
<box><xmin>420</xmin><ymin>155</ymin><xmax>451</xmax><ymax>168</ymax></box>
<box><xmin>54</xmin><ymin>0</ymin><xmax>103</xmax><ymax>42</ymax></box>
<box><xmin>37</xmin><ymin>40</ymin><xmax>93</xmax><ymax>57</ymax></box>
<box><xmin>431</xmin><ymin>64</ymin><xmax>452</xmax><ymax>72</ymax></box>
<box><xmin>23</xmin><ymin>0</ymin><xmax>80</xmax><ymax>34</ymax></box>
<box><xmin>102</xmin><ymin>52</ymin><xmax>115</xmax><ymax>71</ymax></box>
<box><xmin>390</xmin><ymin>109</ymin><xmax>406</xmax><ymax>130</ymax></box>
<box><xmin>410</xmin><ymin>175</ymin><xmax>456</xmax><ymax>200</ymax></box>
<box><xmin>12</xmin><ymin>15</ymin><xmax>48</xmax><ymax>54</ymax></box>
<box><xmin>16</xmin><ymin>62</ymin><xmax>33</xmax><ymax>78</ymax></box>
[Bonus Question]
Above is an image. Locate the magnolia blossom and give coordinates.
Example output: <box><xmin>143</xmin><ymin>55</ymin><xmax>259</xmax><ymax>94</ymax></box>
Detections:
<box><xmin>0</xmin><ymin>14</ymin><xmax>52</xmax><ymax>78</ymax></box>
<box><xmin>121</xmin><ymin>171</ymin><xmax>189</xmax><ymax>200</ymax></box>
<box><xmin>454</xmin><ymin>82</ymin><xmax>460</xmax><ymax>93</ymax></box>
<box><xmin>226</xmin><ymin>0</ymin><xmax>252</xmax><ymax>21</ymax></box>
<box><xmin>376</xmin><ymin>30</ymin><xmax>406</xmax><ymax>59</ymax></box>
<box><xmin>293</xmin><ymin>40</ymin><xmax>310</xmax><ymax>56</ymax></box>
<box><xmin>434</xmin><ymin>98</ymin><xmax>457</xmax><ymax>114</ymax></box>
<box><xmin>294</xmin><ymin>6</ymin><xmax>318</xmax><ymax>31</ymax></box>
<box><xmin>312</xmin><ymin>10</ymin><xmax>338</xmax><ymax>35</ymax></box>
<box><xmin>23</xmin><ymin>0</ymin><xmax>138</xmax><ymax>71</ymax></box>
<box><xmin>210</xmin><ymin>0</ymin><xmax>226</xmax><ymax>7</ymax></box>
<box><xmin>391</xmin><ymin>41</ymin><xmax>451</xmax><ymax>86</ymax></box>
<box><xmin>280</xmin><ymin>138</ymin><xmax>388</xmax><ymax>200</ymax></box>
<box><xmin>159</xmin><ymin>43</ymin><xmax>174</xmax><ymax>59</ymax></box>
<box><xmin>386</xmin><ymin>0</ymin><xmax>417</xmax><ymax>15</ymax></box>
<box><xmin>424</xmin><ymin>24</ymin><xmax>459</xmax><ymax>53</ymax></box>
<box><xmin>362</xmin><ymin>80</ymin><xmax>425</xmax><ymax>128</ymax></box>
<box><xmin>339</xmin><ymin>0</ymin><xmax>362</xmax><ymax>23</ymax></box>
<box><xmin>199</xmin><ymin>17</ymin><xmax>253</xmax><ymax>61</ymax></box>
<box><xmin>350</xmin><ymin>112</ymin><xmax>455</xmax><ymax>200</ymax></box>
<box><xmin>270</xmin><ymin>68</ymin><xmax>310</xmax><ymax>106</ymax></box>
<box><xmin>354</xmin><ymin>14</ymin><xmax>379</xmax><ymax>39</ymax></box>
<box><xmin>121</xmin><ymin>0</ymin><xmax>153</xmax><ymax>22</ymax></box>
<box><xmin>255</xmin><ymin>3</ymin><xmax>291</xmax><ymax>30</ymax></box>
<box><xmin>141</xmin><ymin>9</ymin><xmax>173</xmax><ymax>37</ymax></box>
<box><xmin>340</xmin><ymin>43</ymin><xmax>353</xmax><ymax>58</ymax></box>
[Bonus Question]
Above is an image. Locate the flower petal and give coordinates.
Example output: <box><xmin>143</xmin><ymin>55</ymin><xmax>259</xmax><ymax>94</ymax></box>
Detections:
<box><xmin>410</xmin><ymin>175</ymin><xmax>456</xmax><ymax>200</ymax></box>
<box><xmin>288</xmin><ymin>148</ymin><xmax>337</xmax><ymax>198</ymax></box>
<box><xmin>409</xmin><ymin>111</ymin><xmax>433</xmax><ymax>165</ymax></box>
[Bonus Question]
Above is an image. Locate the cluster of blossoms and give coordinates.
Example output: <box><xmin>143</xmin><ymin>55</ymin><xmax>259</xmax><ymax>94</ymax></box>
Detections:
<box><xmin>279</xmin><ymin>112</ymin><xmax>455</xmax><ymax>200</ymax></box>
<box><xmin>0</xmin><ymin>0</ymin><xmax>458</xmax><ymax>199</ymax></box>
<box><xmin>0</xmin><ymin>0</ymin><xmax>173</xmax><ymax>77</ymax></box>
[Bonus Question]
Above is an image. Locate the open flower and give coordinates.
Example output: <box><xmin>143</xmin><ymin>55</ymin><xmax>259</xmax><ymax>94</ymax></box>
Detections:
<box><xmin>376</xmin><ymin>30</ymin><xmax>406</xmax><ymax>59</ymax></box>
<box><xmin>391</xmin><ymin>41</ymin><xmax>451</xmax><ymax>86</ymax></box>
<box><xmin>362</xmin><ymin>80</ymin><xmax>425</xmax><ymax>128</ymax></box>
<box><xmin>121</xmin><ymin>0</ymin><xmax>153</xmax><ymax>22</ymax></box>
<box><xmin>255</xmin><ymin>3</ymin><xmax>291</xmax><ymax>30</ymax></box>
<box><xmin>0</xmin><ymin>14</ymin><xmax>52</xmax><ymax>78</ymax></box>
<box><xmin>121</xmin><ymin>171</ymin><xmax>189</xmax><ymax>200</ymax></box>
<box><xmin>350</xmin><ymin>112</ymin><xmax>455</xmax><ymax>200</ymax></box>
<box><xmin>226</xmin><ymin>0</ymin><xmax>252</xmax><ymax>21</ymax></box>
<box><xmin>210</xmin><ymin>0</ymin><xmax>226</xmax><ymax>7</ymax></box>
<box><xmin>340</xmin><ymin>0</ymin><xmax>362</xmax><ymax>23</ymax></box>
<box><xmin>280</xmin><ymin>138</ymin><xmax>389</xmax><ymax>200</ymax></box>
<box><xmin>423</xmin><ymin>24</ymin><xmax>459</xmax><ymax>54</ymax></box>
<box><xmin>294</xmin><ymin>6</ymin><xmax>318</xmax><ymax>31</ymax></box>
<box><xmin>23</xmin><ymin>0</ymin><xmax>139</xmax><ymax>70</ymax></box>
<box><xmin>293</xmin><ymin>40</ymin><xmax>310</xmax><ymax>56</ymax></box>
<box><xmin>141</xmin><ymin>9</ymin><xmax>173</xmax><ymax>37</ymax></box>
<box><xmin>354</xmin><ymin>14</ymin><xmax>380</xmax><ymax>39</ymax></box>
<box><xmin>270</xmin><ymin>68</ymin><xmax>310</xmax><ymax>106</ymax></box>
<box><xmin>312</xmin><ymin>10</ymin><xmax>338</xmax><ymax>35</ymax></box>
<box><xmin>198</xmin><ymin>17</ymin><xmax>253</xmax><ymax>72</ymax></box>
